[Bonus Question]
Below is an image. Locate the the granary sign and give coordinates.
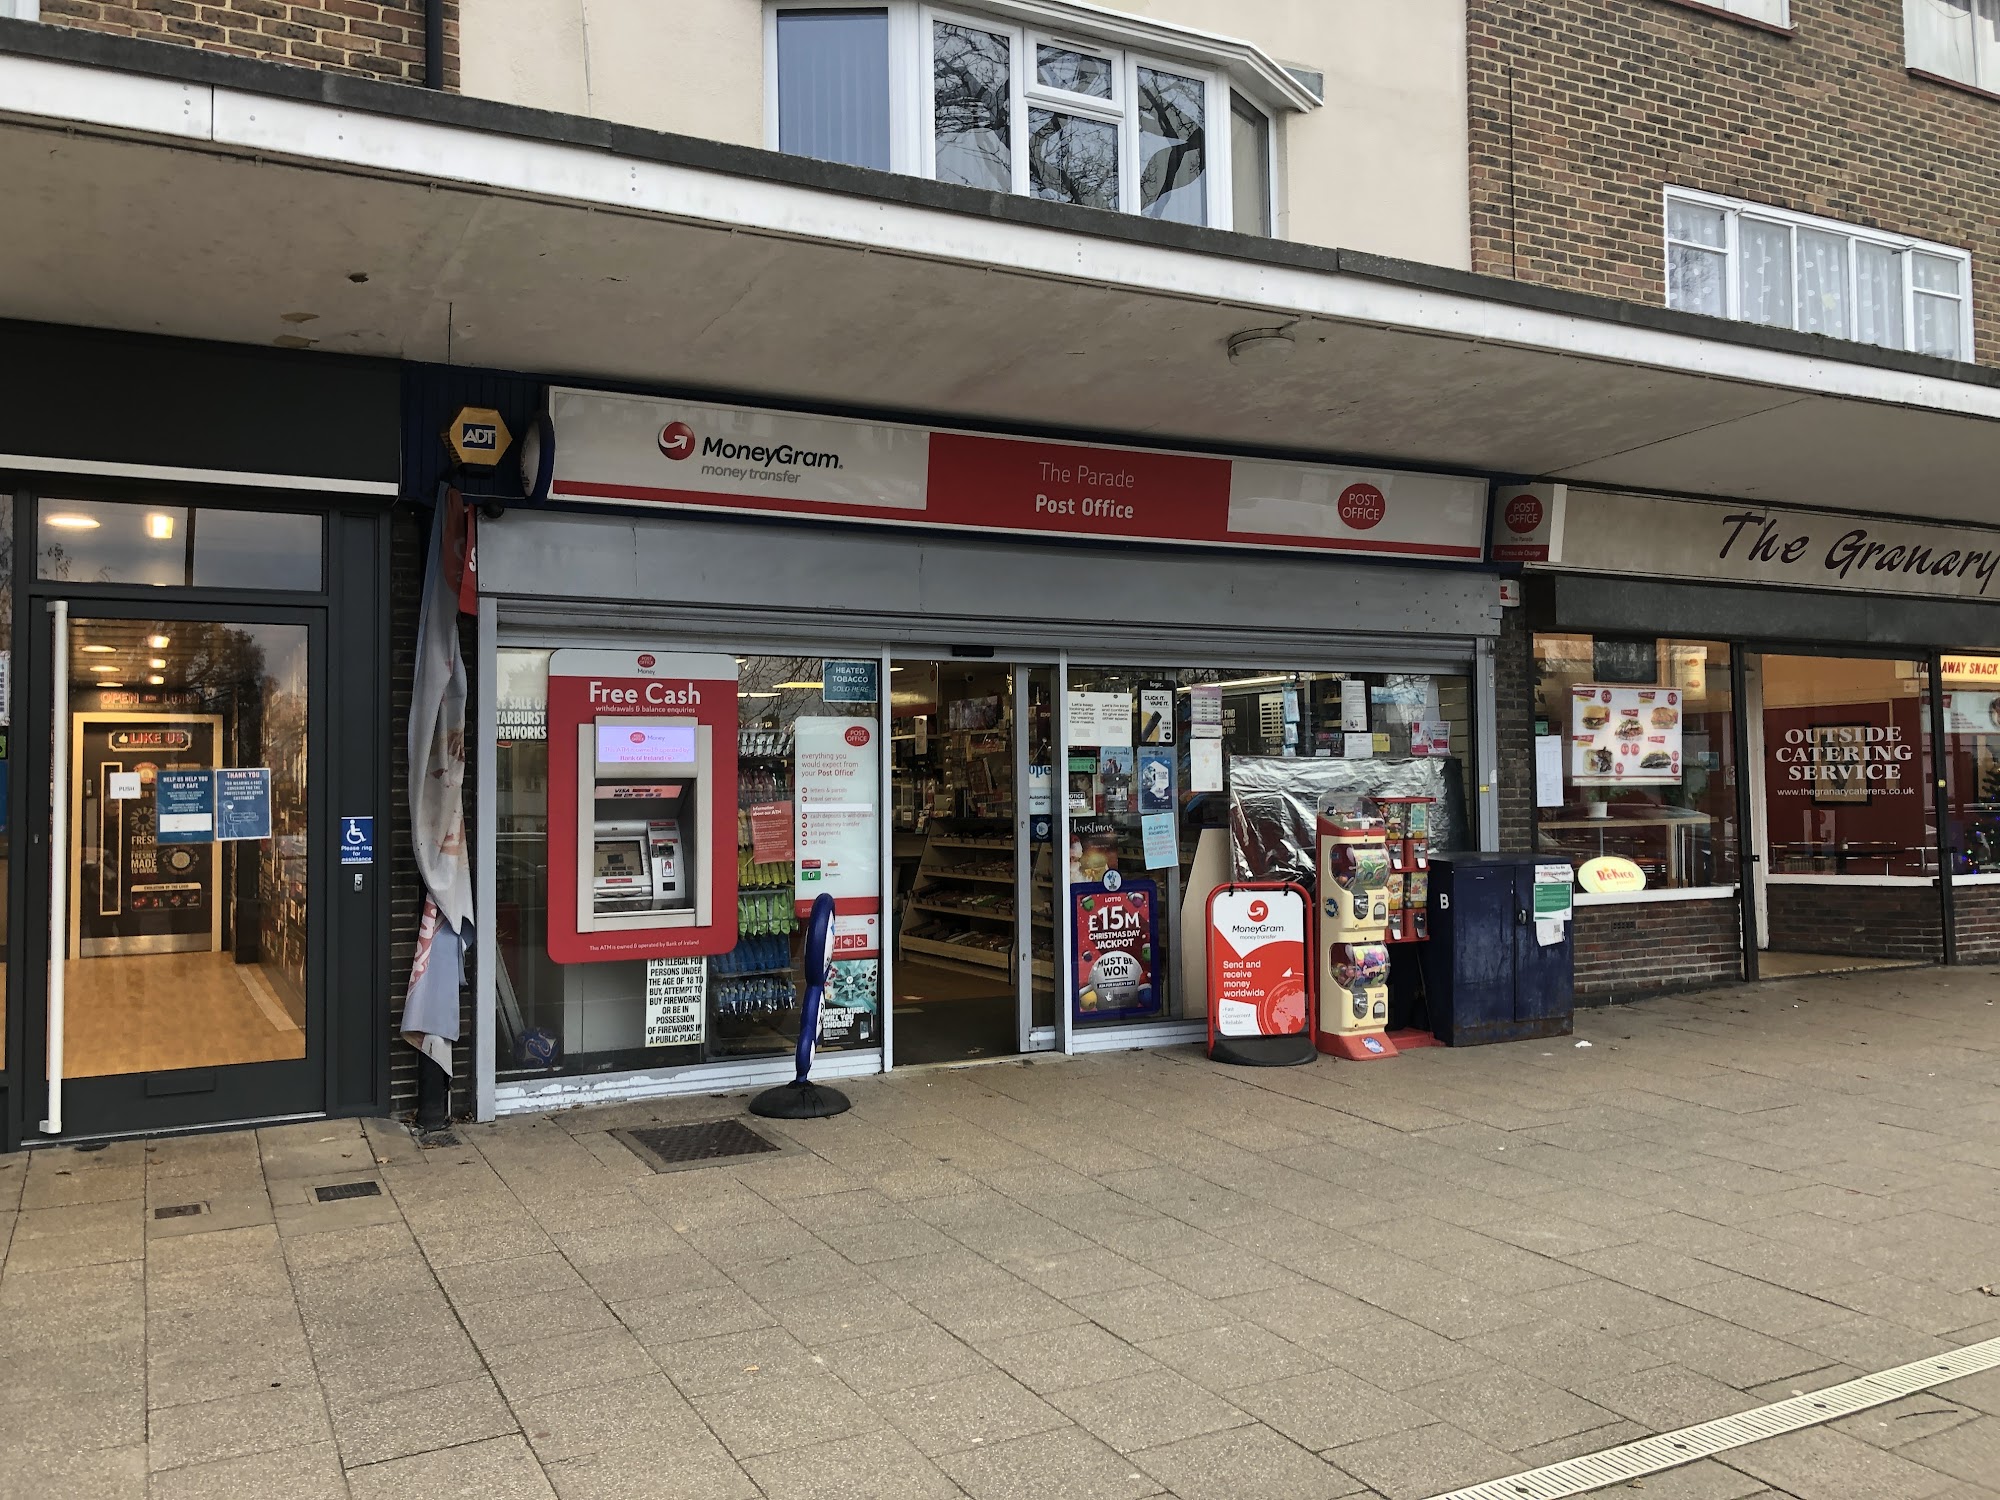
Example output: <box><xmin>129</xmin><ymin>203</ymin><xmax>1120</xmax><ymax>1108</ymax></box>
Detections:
<box><xmin>1545</xmin><ymin>488</ymin><xmax>2000</xmax><ymax>601</ymax></box>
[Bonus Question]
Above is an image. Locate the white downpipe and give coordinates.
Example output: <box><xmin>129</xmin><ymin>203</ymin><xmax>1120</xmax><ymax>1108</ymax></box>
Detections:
<box><xmin>42</xmin><ymin>599</ymin><xmax>68</xmax><ymax>1135</ymax></box>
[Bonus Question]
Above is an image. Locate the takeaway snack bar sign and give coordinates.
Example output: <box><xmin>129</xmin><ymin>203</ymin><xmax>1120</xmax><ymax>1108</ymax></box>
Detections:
<box><xmin>1543</xmin><ymin>488</ymin><xmax>2000</xmax><ymax>603</ymax></box>
<box><xmin>543</xmin><ymin>388</ymin><xmax>1487</xmax><ymax>563</ymax></box>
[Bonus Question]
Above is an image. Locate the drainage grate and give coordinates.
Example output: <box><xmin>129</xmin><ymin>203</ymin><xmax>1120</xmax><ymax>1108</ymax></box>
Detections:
<box><xmin>417</xmin><ymin>1129</ymin><xmax>462</xmax><ymax>1149</ymax></box>
<box><xmin>313</xmin><ymin>1180</ymin><xmax>383</xmax><ymax>1203</ymax></box>
<box><xmin>619</xmin><ymin>1119</ymin><xmax>781</xmax><ymax>1172</ymax></box>
<box><xmin>1427</xmin><ymin>1334</ymin><xmax>2000</xmax><ymax>1500</ymax></box>
<box><xmin>153</xmin><ymin>1203</ymin><xmax>205</xmax><ymax>1219</ymax></box>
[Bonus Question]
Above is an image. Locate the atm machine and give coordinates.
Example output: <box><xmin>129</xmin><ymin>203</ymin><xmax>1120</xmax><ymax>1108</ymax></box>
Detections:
<box><xmin>576</xmin><ymin>718</ymin><xmax>714</xmax><ymax>936</ymax></box>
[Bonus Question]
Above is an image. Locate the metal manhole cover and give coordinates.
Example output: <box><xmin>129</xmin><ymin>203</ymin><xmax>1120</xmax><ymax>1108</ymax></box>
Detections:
<box><xmin>617</xmin><ymin>1119</ymin><xmax>783</xmax><ymax>1174</ymax></box>
<box><xmin>153</xmin><ymin>1203</ymin><xmax>205</xmax><ymax>1219</ymax></box>
<box><xmin>314</xmin><ymin>1181</ymin><xmax>383</xmax><ymax>1202</ymax></box>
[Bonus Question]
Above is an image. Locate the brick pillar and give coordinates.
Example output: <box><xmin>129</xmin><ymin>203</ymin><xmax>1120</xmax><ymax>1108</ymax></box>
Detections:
<box><xmin>1494</xmin><ymin>596</ymin><xmax>1534</xmax><ymax>852</ymax></box>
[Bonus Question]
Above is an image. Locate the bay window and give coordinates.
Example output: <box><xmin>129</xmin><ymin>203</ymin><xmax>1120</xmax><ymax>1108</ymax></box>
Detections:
<box><xmin>1665</xmin><ymin>188</ymin><xmax>1973</xmax><ymax>361</ymax></box>
<box><xmin>769</xmin><ymin>2</ymin><xmax>1284</xmax><ymax>234</ymax></box>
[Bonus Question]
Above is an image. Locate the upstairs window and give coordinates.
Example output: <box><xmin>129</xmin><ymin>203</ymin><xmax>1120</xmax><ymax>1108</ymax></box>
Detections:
<box><xmin>769</xmin><ymin>3</ymin><xmax>1281</xmax><ymax>234</ymax></box>
<box><xmin>1665</xmin><ymin>189</ymin><xmax>1973</xmax><ymax>361</ymax></box>
<box><xmin>777</xmin><ymin>8</ymin><xmax>893</xmax><ymax>170</ymax></box>
<box><xmin>1711</xmin><ymin>0</ymin><xmax>1789</xmax><ymax>23</ymax></box>
<box><xmin>1906</xmin><ymin>0</ymin><xmax>2000</xmax><ymax>93</ymax></box>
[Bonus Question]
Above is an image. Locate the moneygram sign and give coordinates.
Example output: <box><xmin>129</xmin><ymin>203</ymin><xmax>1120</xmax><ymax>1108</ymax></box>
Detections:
<box><xmin>547</xmin><ymin>387</ymin><xmax>1488</xmax><ymax>562</ymax></box>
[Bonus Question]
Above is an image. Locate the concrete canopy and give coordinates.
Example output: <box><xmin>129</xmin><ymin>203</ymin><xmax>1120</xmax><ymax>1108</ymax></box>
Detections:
<box><xmin>3</xmin><ymin>31</ymin><xmax>1999</xmax><ymax>525</ymax></box>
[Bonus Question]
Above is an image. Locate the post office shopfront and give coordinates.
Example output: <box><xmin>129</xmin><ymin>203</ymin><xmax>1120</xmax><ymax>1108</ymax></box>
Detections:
<box><xmin>465</xmin><ymin>386</ymin><xmax>1506</xmax><ymax>1117</ymax></box>
<box><xmin>1503</xmin><ymin>484</ymin><xmax>2000</xmax><ymax>998</ymax></box>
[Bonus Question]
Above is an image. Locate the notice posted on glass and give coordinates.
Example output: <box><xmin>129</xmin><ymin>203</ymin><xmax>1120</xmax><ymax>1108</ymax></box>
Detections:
<box><xmin>645</xmin><ymin>957</ymin><xmax>706</xmax><ymax>1047</ymax></box>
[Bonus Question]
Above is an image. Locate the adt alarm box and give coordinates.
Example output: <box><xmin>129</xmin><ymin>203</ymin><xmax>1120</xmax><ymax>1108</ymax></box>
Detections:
<box><xmin>1421</xmin><ymin>853</ymin><xmax>1575</xmax><ymax>1046</ymax></box>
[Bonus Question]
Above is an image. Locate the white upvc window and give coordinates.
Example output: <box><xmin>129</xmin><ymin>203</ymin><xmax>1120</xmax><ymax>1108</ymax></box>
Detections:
<box><xmin>1905</xmin><ymin>0</ymin><xmax>2000</xmax><ymax>92</ymax></box>
<box><xmin>0</xmin><ymin>0</ymin><xmax>42</xmax><ymax>18</ymax></box>
<box><xmin>765</xmin><ymin>1</ymin><xmax>1281</xmax><ymax>234</ymax></box>
<box><xmin>1703</xmin><ymin>0</ymin><xmax>1790</xmax><ymax>23</ymax></box>
<box><xmin>1665</xmin><ymin>188</ymin><xmax>1974</xmax><ymax>361</ymax></box>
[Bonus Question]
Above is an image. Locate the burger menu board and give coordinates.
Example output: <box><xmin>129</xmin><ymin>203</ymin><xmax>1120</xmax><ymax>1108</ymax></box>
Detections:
<box><xmin>1571</xmin><ymin>684</ymin><xmax>1683</xmax><ymax>786</ymax></box>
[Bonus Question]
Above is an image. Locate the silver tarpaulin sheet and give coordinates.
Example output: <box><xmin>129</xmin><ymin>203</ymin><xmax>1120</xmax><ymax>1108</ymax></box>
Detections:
<box><xmin>1228</xmin><ymin>756</ymin><xmax>1471</xmax><ymax>885</ymax></box>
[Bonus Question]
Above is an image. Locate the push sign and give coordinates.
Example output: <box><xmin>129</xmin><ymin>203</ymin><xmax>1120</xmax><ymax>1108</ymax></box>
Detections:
<box><xmin>340</xmin><ymin>816</ymin><xmax>374</xmax><ymax>866</ymax></box>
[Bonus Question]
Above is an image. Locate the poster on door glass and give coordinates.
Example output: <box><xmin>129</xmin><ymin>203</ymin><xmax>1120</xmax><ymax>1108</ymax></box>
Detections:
<box><xmin>1570</xmin><ymin>684</ymin><xmax>1682</xmax><ymax>786</ymax></box>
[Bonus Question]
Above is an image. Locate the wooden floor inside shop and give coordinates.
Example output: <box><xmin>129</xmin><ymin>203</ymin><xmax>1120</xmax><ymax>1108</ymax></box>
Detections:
<box><xmin>60</xmin><ymin>950</ymin><xmax>305</xmax><ymax>1078</ymax></box>
<box><xmin>892</xmin><ymin>957</ymin><xmax>1018</xmax><ymax>1065</ymax></box>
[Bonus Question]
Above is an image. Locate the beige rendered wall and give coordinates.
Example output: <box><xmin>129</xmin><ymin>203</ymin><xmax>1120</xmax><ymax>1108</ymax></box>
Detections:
<box><xmin>461</xmin><ymin>0</ymin><xmax>764</xmax><ymax>142</ymax></box>
<box><xmin>461</xmin><ymin>0</ymin><xmax>1470</xmax><ymax>268</ymax></box>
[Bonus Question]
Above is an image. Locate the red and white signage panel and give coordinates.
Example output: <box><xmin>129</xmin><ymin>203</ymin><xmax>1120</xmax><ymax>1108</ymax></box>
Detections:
<box><xmin>1489</xmin><ymin>482</ymin><xmax>1566</xmax><ymax>563</ymax></box>
<box><xmin>547</xmin><ymin>649</ymin><xmax>739</xmax><ymax>963</ymax></box>
<box><xmin>1206</xmin><ymin>884</ymin><xmax>1314</xmax><ymax>1044</ymax></box>
<box><xmin>547</xmin><ymin>389</ymin><xmax>1487</xmax><ymax>562</ymax></box>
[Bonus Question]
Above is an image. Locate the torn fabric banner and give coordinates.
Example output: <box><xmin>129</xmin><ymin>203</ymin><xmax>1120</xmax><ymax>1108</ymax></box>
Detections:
<box><xmin>402</xmin><ymin>488</ymin><xmax>475</xmax><ymax>1075</ymax></box>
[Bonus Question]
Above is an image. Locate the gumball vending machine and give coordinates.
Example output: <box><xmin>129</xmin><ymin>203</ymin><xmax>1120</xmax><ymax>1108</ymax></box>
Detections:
<box><xmin>1377</xmin><ymin>797</ymin><xmax>1436</xmax><ymax>946</ymax></box>
<box><xmin>1315</xmin><ymin>792</ymin><xmax>1396</xmax><ymax>1061</ymax></box>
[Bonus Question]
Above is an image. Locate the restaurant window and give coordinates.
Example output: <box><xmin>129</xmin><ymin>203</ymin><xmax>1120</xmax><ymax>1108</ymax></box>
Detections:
<box><xmin>1943</xmin><ymin>654</ymin><xmax>2000</xmax><ymax>873</ymax></box>
<box><xmin>1534</xmin><ymin>635</ymin><xmax>1739</xmax><ymax>891</ymax></box>
<box><xmin>1758</xmin><ymin>655</ymin><xmax>1934</xmax><ymax>878</ymax></box>
<box><xmin>1062</xmin><ymin>665</ymin><xmax>1471</xmax><ymax>1029</ymax></box>
<box><xmin>493</xmin><ymin>650</ymin><xmax>884</xmax><ymax>1079</ymax></box>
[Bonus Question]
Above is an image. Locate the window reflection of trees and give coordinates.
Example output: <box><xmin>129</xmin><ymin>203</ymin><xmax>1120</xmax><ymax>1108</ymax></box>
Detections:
<box><xmin>933</xmin><ymin>23</ymin><xmax>1011</xmax><ymax>191</ymax></box>
<box><xmin>1029</xmin><ymin>110</ymin><xmax>1118</xmax><ymax>208</ymax></box>
<box><xmin>1138</xmin><ymin>68</ymin><xmax>1204</xmax><ymax>221</ymax></box>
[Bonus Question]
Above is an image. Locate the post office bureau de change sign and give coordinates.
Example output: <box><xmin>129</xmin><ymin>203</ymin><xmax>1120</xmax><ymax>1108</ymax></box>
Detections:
<box><xmin>1548</xmin><ymin>489</ymin><xmax>2000</xmax><ymax>602</ymax></box>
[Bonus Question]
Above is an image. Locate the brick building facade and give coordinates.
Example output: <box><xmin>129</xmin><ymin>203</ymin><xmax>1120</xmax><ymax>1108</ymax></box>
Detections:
<box><xmin>41</xmin><ymin>0</ymin><xmax>456</xmax><ymax>86</ymax></box>
<box><xmin>1467</xmin><ymin>0</ymin><xmax>2000</xmax><ymax>365</ymax></box>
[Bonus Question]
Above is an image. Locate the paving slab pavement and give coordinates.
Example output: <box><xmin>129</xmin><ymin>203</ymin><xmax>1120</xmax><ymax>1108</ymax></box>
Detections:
<box><xmin>3</xmin><ymin>965</ymin><xmax>1999</xmax><ymax>1498</ymax></box>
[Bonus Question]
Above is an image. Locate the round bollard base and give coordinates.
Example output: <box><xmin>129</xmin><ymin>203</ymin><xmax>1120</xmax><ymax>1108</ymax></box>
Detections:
<box><xmin>748</xmin><ymin>1080</ymin><xmax>852</xmax><ymax>1120</ymax></box>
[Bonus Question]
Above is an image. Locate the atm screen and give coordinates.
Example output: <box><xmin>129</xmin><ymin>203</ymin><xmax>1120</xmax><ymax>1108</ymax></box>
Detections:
<box><xmin>594</xmin><ymin>841</ymin><xmax>645</xmax><ymax>879</ymax></box>
<box><xmin>597</xmin><ymin>723</ymin><xmax>697</xmax><ymax>765</ymax></box>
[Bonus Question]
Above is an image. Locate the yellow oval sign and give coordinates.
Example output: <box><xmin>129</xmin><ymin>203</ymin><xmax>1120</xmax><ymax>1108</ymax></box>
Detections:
<box><xmin>1577</xmin><ymin>856</ymin><xmax>1646</xmax><ymax>894</ymax></box>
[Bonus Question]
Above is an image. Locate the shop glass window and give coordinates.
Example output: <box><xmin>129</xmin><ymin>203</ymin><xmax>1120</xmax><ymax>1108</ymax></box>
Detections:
<box><xmin>1906</xmin><ymin>0</ymin><xmax>2000</xmax><ymax>94</ymax></box>
<box><xmin>1533</xmin><ymin>635</ymin><xmax>1740</xmax><ymax>892</ymax></box>
<box><xmin>1941</xmin><ymin>653</ymin><xmax>2000</xmax><ymax>873</ymax></box>
<box><xmin>776</xmin><ymin>7</ymin><xmax>893</xmax><ymax>171</ymax></box>
<box><xmin>493</xmin><ymin>651</ymin><xmax>884</xmax><ymax>1080</ymax></box>
<box><xmin>0</xmin><ymin>495</ymin><xmax>9</xmax><ymax>1068</ymax></box>
<box><xmin>1757</xmin><ymin>655</ymin><xmax>1936</xmax><ymax>878</ymax></box>
<box><xmin>1663</xmin><ymin>188</ymin><xmax>1973</xmax><ymax>359</ymax></box>
<box><xmin>38</xmin><ymin>499</ymin><xmax>323</xmax><ymax>591</ymax></box>
<box><xmin>1061</xmin><ymin>666</ymin><xmax>1471</xmax><ymax>1029</ymax></box>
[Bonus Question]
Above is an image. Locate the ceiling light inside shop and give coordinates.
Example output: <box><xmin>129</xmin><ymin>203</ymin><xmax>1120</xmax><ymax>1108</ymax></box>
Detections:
<box><xmin>45</xmin><ymin>513</ymin><xmax>100</xmax><ymax>530</ymax></box>
<box><xmin>149</xmin><ymin>658</ymin><xmax>167</xmax><ymax>669</ymax></box>
<box><xmin>98</xmin><ymin>682</ymin><xmax>124</xmax><ymax>688</ymax></box>
<box><xmin>148</xmin><ymin>635</ymin><xmax>171</xmax><ymax>649</ymax></box>
<box><xmin>1177</xmin><ymin>674</ymin><xmax>1294</xmax><ymax>693</ymax></box>
<box><xmin>1226</xmin><ymin>328</ymin><xmax>1296</xmax><ymax>366</ymax></box>
<box><xmin>773</xmin><ymin>681</ymin><xmax>822</xmax><ymax>690</ymax></box>
<box><xmin>146</xmin><ymin>513</ymin><xmax>176</xmax><ymax>540</ymax></box>
<box><xmin>148</xmin><ymin>675</ymin><xmax>166</xmax><ymax>685</ymax></box>
<box><xmin>81</xmin><ymin>644</ymin><xmax>114</xmax><ymax>654</ymax></box>
<box><xmin>739</xmin><ymin>691</ymin><xmax>779</xmax><ymax>699</ymax></box>
<box><xmin>89</xmin><ymin>665</ymin><xmax>117</xmax><ymax>673</ymax></box>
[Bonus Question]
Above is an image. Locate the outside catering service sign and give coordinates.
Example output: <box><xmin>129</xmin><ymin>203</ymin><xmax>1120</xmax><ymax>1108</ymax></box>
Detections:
<box><xmin>544</xmin><ymin>388</ymin><xmax>1487</xmax><ymax>563</ymax></box>
<box><xmin>1546</xmin><ymin>488</ymin><xmax>2000</xmax><ymax>603</ymax></box>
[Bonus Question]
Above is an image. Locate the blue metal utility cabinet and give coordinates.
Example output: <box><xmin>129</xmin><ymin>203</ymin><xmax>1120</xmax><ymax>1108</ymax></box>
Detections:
<box><xmin>1422</xmin><ymin>853</ymin><xmax>1575</xmax><ymax>1046</ymax></box>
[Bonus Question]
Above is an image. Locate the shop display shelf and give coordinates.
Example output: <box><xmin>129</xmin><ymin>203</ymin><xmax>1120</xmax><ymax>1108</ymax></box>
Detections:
<box><xmin>901</xmin><ymin>934</ymin><xmax>1011</xmax><ymax>970</ymax></box>
<box><xmin>930</xmin><ymin>838</ymin><xmax>1015</xmax><ymax>851</ymax></box>
<box><xmin>925</xmin><ymin>869</ymin><xmax>1013</xmax><ymax>885</ymax></box>
<box><xmin>911</xmin><ymin>899</ymin><xmax>1014</xmax><ymax>920</ymax></box>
